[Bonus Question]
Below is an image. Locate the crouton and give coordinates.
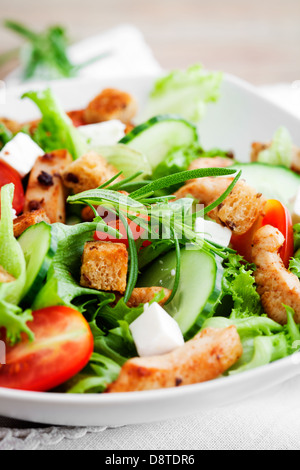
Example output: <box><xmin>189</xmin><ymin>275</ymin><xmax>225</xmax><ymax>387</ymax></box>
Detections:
<box><xmin>174</xmin><ymin>177</ymin><xmax>265</xmax><ymax>235</ymax></box>
<box><xmin>61</xmin><ymin>151</ymin><xmax>123</xmax><ymax>194</ymax></box>
<box><xmin>24</xmin><ymin>149</ymin><xmax>72</xmax><ymax>224</ymax></box>
<box><xmin>84</xmin><ymin>88</ymin><xmax>137</xmax><ymax>125</ymax></box>
<box><xmin>0</xmin><ymin>265</ymin><xmax>15</xmax><ymax>283</ymax></box>
<box><xmin>106</xmin><ymin>326</ymin><xmax>242</xmax><ymax>392</ymax></box>
<box><xmin>80</xmin><ymin>241</ymin><xmax>128</xmax><ymax>293</ymax></box>
<box><xmin>13</xmin><ymin>209</ymin><xmax>50</xmax><ymax>238</ymax></box>
<box><xmin>252</xmin><ymin>225</ymin><xmax>300</xmax><ymax>324</ymax></box>
<box><xmin>0</xmin><ymin>118</ymin><xmax>22</xmax><ymax>134</ymax></box>
<box><xmin>114</xmin><ymin>287</ymin><xmax>172</xmax><ymax>308</ymax></box>
<box><xmin>251</xmin><ymin>141</ymin><xmax>300</xmax><ymax>174</ymax></box>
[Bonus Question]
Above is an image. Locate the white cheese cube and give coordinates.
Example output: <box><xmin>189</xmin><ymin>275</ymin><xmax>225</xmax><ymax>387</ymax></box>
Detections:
<box><xmin>195</xmin><ymin>217</ymin><xmax>232</xmax><ymax>247</ymax></box>
<box><xmin>79</xmin><ymin>120</ymin><xmax>126</xmax><ymax>147</ymax></box>
<box><xmin>129</xmin><ymin>302</ymin><xmax>184</xmax><ymax>357</ymax></box>
<box><xmin>292</xmin><ymin>188</ymin><xmax>300</xmax><ymax>225</ymax></box>
<box><xmin>0</xmin><ymin>133</ymin><xmax>44</xmax><ymax>178</ymax></box>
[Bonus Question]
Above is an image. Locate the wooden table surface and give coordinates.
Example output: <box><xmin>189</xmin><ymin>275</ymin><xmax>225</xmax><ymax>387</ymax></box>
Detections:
<box><xmin>0</xmin><ymin>0</ymin><xmax>300</xmax><ymax>85</ymax></box>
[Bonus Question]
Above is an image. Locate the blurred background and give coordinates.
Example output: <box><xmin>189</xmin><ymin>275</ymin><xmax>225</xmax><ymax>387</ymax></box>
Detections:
<box><xmin>0</xmin><ymin>0</ymin><xmax>300</xmax><ymax>85</ymax></box>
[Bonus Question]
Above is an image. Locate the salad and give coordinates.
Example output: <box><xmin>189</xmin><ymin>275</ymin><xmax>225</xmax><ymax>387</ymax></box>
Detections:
<box><xmin>0</xmin><ymin>64</ymin><xmax>300</xmax><ymax>394</ymax></box>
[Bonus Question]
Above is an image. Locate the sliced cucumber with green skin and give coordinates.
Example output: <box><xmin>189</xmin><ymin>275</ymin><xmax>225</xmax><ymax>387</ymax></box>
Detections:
<box><xmin>230</xmin><ymin>162</ymin><xmax>300</xmax><ymax>211</ymax></box>
<box><xmin>18</xmin><ymin>222</ymin><xmax>58</xmax><ymax>307</ymax></box>
<box><xmin>94</xmin><ymin>144</ymin><xmax>152</xmax><ymax>180</ymax></box>
<box><xmin>119</xmin><ymin>115</ymin><xmax>199</xmax><ymax>170</ymax></box>
<box><xmin>138</xmin><ymin>247</ymin><xmax>222</xmax><ymax>340</ymax></box>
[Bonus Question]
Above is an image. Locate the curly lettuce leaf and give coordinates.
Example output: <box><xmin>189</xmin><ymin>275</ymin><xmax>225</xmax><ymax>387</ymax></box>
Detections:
<box><xmin>32</xmin><ymin>221</ymin><xmax>117</xmax><ymax>309</ymax></box>
<box><xmin>65</xmin><ymin>352</ymin><xmax>121</xmax><ymax>394</ymax></box>
<box><xmin>257</xmin><ymin>126</ymin><xmax>293</xmax><ymax>168</ymax></box>
<box><xmin>145</xmin><ymin>64</ymin><xmax>222</xmax><ymax>122</ymax></box>
<box><xmin>22</xmin><ymin>88</ymin><xmax>88</xmax><ymax>159</ymax></box>
<box><xmin>0</xmin><ymin>301</ymin><xmax>33</xmax><ymax>344</ymax></box>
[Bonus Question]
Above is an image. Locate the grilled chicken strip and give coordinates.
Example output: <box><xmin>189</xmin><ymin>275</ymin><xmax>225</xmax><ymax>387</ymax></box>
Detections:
<box><xmin>252</xmin><ymin>225</ymin><xmax>300</xmax><ymax>324</ymax></box>
<box><xmin>106</xmin><ymin>326</ymin><xmax>242</xmax><ymax>392</ymax></box>
<box><xmin>174</xmin><ymin>177</ymin><xmax>265</xmax><ymax>235</ymax></box>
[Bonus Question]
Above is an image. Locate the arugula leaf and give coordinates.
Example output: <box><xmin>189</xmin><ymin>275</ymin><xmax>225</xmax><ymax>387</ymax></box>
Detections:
<box><xmin>145</xmin><ymin>64</ymin><xmax>222</xmax><ymax>122</ymax></box>
<box><xmin>22</xmin><ymin>88</ymin><xmax>88</xmax><ymax>159</ymax></box>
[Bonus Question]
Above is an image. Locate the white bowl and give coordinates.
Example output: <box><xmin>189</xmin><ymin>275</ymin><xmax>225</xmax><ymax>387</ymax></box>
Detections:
<box><xmin>1</xmin><ymin>74</ymin><xmax>300</xmax><ymax>426</ymax></box>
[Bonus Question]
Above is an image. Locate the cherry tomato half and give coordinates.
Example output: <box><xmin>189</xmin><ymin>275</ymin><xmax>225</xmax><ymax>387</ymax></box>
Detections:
<box><xmin>94</xmin><ymin>214</ymin><xmax>150</xmax><ymax>248</ymax></box>
<box><xmin>231</xmin><ymin>199</ymin><xmax>294</xmax><ymax>267</ymax></box>
<box><xmin>0</xmin><ymin>160</ymin><xmax>25</xmax><ymax>215</ymax></box>
<box><xmin>0</xmin><ymin>306</ymin><xmax>93</xmax><ymax>392</ymax></box>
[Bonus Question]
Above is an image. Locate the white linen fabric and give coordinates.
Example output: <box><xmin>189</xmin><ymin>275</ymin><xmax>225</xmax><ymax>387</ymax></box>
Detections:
<box><xmin>1</xmin><ymin>24</ymin><xmax>300</xmax><ymax>451</ymax></box>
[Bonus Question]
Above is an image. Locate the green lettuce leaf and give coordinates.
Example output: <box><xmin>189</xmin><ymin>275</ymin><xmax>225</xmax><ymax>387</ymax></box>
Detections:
<box><xmin>0</xmin><ymin>301</ymin><xmax>34</xmax><ymax>344</ymax></box>
<box><xmin>0</xmin><ymin>184</ymin><xmax>26</xmax><ymax>305</ymax></box>
<box><xmin>257</xmin><ymin>126</ymin><xmax>293</xmax><ymax>168</ymax></box>
<box><xmin>145</xmin><ymin>64</ymin><xmax>223</xmax><ymax>122</ymax></box>
<box><xmin>32</xmin><ymin>221</ymin><xmax>116</xmax><ymax>309</ymax></box>
<box><xmin>22</xmin><ymin>88</ymin><xmax>88</xmax><ymax>159</ymax></box>
<box><xmin>0</xmin><ymin>123</ymin><xmax>13</xmax><ymax>150</ymax></box>
<box><xmin>65</xmin><ymin>352</ymin><xmax>121</xmax><ymax>394</ymax></box>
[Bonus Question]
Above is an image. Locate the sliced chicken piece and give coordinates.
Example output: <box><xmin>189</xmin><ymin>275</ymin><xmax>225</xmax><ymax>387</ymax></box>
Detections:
<box><xmin>106</xmin><ymin>326</ymin><xmax>242</xmax><ymax>392</ymax></box>
<box><xmin>24</xmin><ymin>149</ymin><xmax>72</xmax><ymax>224</ymax></box>
<box><xmin>174</xmin><ymin>177</ymin><xmax>265</xmax><ymax>235</ymax></box>
<box><xmin>0</xmin><ymin>265</ymin><xmax>15</xmax><ymax>283</ymax></box>
<box><xmin>188</xmin><ymin>156</ymin><xmax>233</xmax><ymax>174</ymax></box>
<box><xmin>13</xmin><ymin>209</ymin><xmax>50</xmax><ymax>238</ymax></box>
<box><xmin>114</xmin><ymin>287</ymin><xmax>172</xmax><ymax>308</ymax></box>
<box><xmin>252</xmin><ymin>225</ymin><xmax>300</xmax><ymax>324</ymax></box>
<box><xmin>84</xmin><ymin>88</ymin><xmax>137</xmax><ymax>125</ymax></box>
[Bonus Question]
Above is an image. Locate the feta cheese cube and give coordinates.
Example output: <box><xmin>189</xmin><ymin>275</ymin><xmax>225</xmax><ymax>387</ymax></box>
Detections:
<box><xmin>195</xmin><ymin>217</ymin><xmax>232</xmax><ymax>247</ymax></box>
<box><xmin>0</xmin><ymin>133</ymin><xmax>44</xmax><ymax>178</ymax></box>
<box><xmin>129</xmin><ymin>302</ymin><xmax>184</xmax><ymax>357</ymax></box>
<box><xmin>79</xmin><ymin>120</ymin><xmax>126</xmax><ymax>147</ymax></box>
<box><xmin>292</xmin><ymin>188</ymin><xmax>300</xmax><ymax>225</ymax></box>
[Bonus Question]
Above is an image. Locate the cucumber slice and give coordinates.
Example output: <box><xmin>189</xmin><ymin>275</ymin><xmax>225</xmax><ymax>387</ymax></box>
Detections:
<box><xmin>119</xmin><ymin>115</ymin><xmax>198</xmax><ymax>170</ymax></box>
<box><xmin>230</xmin><ymin>162</ymin><xmax>300</xmax><ymax>211</ymax></box>
<box><xmin>95</xmin><ymin>144</ymin><xmax>152</xmax><ymax>180</ymax></box>
<box><xmin>138</xmin><ymin>248</ymin><xmax>222</xmax><ymax>340</ymax></box>
<box><xmin>18</xmin><ymin>222</ymin><xmax>57</xmax><ymax>307</ymax></box>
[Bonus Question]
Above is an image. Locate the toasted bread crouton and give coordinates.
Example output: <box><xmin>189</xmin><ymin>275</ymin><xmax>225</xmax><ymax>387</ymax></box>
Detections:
<box><xmin>114</xmin><ymin>287</ymin><xmax>172</xmax><ymax>308</ymax></box>
<box><xmin>61</xmin><ymin>151</ymin><xmax>123</xmax><ymax>194</ymax></box>
<box><xmin>24</xmin><ymin>149</ymin><xmax>72</xmax><ymax>224</ymax></box>
<box><xmin>252</xmin><ymin>225</ymin><xmax>300</xmax><ymax>324</ymax></box>
<box><xmin>80</xmin><ymin>241</ymin><xmax>128</xmax><ymax>293</ymax></box>
<box><xmin>0</xmin><ymin>265</ymin><xmax>15</xmax><ymax>283</ymax></box>
<box><xmin>13</xmin><ymin>209</ymin><xmax>50</xmax><ymax>238</ymax></box>
<box><xmin>84</xmin><ymin>88</ymin><xmax>137</xmax><ymax>125</ymax></box>
<box><xmin>174</xmin><ymin>177</ymin><xmax>265</xmax><ymax>235</ymax></box>
<box><xmin>106</xmin><ymin>326</ymin><xmax>242</xmax><ymax>392</ymax></box>
<box><xmin>0</xmin><ymin>118</ymin><xmax>22</xmax><ymax>134</ymax></box>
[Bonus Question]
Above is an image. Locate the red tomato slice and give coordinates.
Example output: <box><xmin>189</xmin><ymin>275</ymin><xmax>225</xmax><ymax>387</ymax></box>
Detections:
<box><xmin>261</xmin><ymin>199</ymin><xmax>294</xmax><ymax>267</ymax></box>
<box><xmin>0</xmin><ymin>160</ymin><xmax>25</xmax><ymax>215</ymax></box>
<box><xmin>0</xmin><ymin>306</ymin><xmax>93</xmax><ymax>392</ymax></box>
<box><xmin>94</xmin><ymin>214</ymin><xmax>149</xmax><ymax>248</ymax></box>
<box><xmin>231</xmin><ymin>199</ymin><xmax>294</xmax><ymax>267</ymax></box>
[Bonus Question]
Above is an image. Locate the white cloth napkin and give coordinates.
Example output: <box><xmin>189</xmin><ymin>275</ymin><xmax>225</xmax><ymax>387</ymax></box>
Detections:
<box><xmin>1</xmin><ymin>24</ymin><xmax>300</xmax><ymax>451</ymax></box>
